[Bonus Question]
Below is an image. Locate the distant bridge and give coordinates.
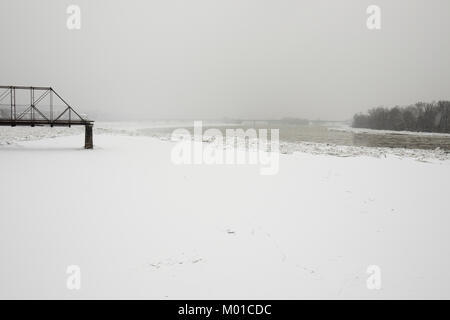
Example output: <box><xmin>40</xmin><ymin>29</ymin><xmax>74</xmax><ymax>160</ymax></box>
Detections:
<box><xmin>0</xmin><ymin>86</ymin><xmax>94</xmax><ymax>149</ymax></box>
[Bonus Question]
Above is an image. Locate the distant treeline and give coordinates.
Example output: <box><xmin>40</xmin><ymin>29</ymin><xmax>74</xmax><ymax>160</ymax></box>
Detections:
<box><xmin>352</xmin><ymin>101</ymin><xmax>450</xmax><ymax>133</ymax></box>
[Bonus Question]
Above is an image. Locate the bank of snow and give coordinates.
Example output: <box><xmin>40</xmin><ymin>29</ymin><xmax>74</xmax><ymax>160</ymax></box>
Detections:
<box><xmin>329</xmin><ymin>125</ymin><xmax>450</xmax><ymax>138</ymax></box>
<box><xmin>1</xmin><ymin>134</ymin><xmax>450</xmax><ymax>299</ymax></box>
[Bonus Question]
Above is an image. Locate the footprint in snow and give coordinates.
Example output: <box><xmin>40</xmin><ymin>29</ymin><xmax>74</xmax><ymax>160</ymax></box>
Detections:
<box><xmin>148</xmin><ymin>256</ymin><xmax>204</xmax><ymax>269</ymax></box>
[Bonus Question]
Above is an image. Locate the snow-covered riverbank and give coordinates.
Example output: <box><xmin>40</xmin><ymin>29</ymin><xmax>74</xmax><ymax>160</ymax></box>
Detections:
<box><xmin>2</xmin><ymin>123</ymin><xmax>450</xmax><ymax>162</ymax></box>
<box><xmin>1</xmin><ymin>133</ymin><xmax>450</xmax><ymax>299</ymax></box>
<box><xmin>329</xmin><ymin>125</ymin><xmax>450</xmax><ymax>138</ymax></box>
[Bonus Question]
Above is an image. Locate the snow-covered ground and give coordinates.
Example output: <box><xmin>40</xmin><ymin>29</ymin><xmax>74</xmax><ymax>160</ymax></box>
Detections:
<box><xmin>0</xmin><ymin>126</ymin><xmax>84</xmax><ymax>145</ymax></box>
<box><xmin>1</xmin><ymin>129</ymin><xmax>450</xmax><ymax>299</ymax></box>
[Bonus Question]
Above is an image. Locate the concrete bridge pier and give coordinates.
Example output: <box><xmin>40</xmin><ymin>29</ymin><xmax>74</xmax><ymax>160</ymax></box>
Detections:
<box><xmin>85</xmin><ymin>124</ymin><xmax>93</xmax><ymax>149</ymax></box>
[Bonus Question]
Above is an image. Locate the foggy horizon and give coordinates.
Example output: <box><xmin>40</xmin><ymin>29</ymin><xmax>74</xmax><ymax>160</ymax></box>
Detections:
<box><xmin>2</xmin><ymin>0</ymin><xmax>450</xmax><ymax>121</ymax></box>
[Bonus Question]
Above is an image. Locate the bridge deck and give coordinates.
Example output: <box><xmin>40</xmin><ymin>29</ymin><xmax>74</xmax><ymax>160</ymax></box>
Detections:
<box><xmin>0</xmin><ymin>119</ymin><xmax>93</xmax><ymax>127</ymax></box>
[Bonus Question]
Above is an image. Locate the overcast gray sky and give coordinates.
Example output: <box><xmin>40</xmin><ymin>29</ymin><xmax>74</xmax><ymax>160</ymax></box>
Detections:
<box><xmin>1</xmin><ymin>0</ymin><xmax>450</xmax><ymax>120</ymax></box>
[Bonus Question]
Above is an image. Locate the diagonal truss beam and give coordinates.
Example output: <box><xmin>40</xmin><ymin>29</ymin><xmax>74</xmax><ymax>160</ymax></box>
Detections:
<box><xmin>16</xmin><ymin>106</ymin><xmax>32</xmax><ymax>120</ymax></box>
<box><xmin>53</xmin><ymin>107</ymin><xmax>69</xmax><ymax>122</ymax></box>
<box><xmin>0</xmin><ymin>89</ymin><xmax>10</xmax><ymax>102</ymax></box>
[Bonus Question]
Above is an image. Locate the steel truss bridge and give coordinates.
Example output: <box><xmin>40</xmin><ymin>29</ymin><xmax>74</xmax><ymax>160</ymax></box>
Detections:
<box><xmin>0</xmin><ymin>85</ymin><xmax>94</xmax><ymax>149</ymax></box>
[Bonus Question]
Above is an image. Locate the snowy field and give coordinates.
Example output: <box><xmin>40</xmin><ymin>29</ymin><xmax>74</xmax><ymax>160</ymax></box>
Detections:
<box><xmin>1</xmin><ymin>127</ymin><xmax>450</xmax><ymax>299</ymax></box>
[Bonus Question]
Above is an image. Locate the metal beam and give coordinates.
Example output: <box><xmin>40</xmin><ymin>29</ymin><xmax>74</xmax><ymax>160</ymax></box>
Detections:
<box><xmin>0</xmin><ymin>85</ymin><xmax>52</xmax><ymax>91</ymax></box>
